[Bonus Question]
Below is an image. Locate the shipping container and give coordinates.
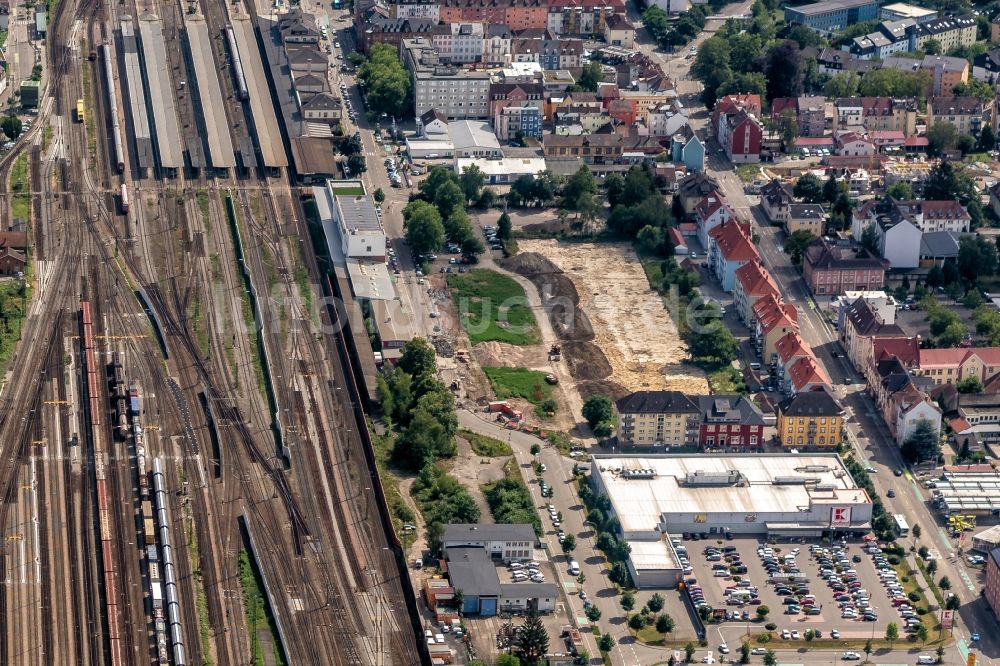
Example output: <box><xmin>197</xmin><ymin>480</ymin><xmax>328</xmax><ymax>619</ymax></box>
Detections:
<box><xmin>144</xmin><ymin>518</ymin><xmax>156</xmax><ymax>544</ymax></box>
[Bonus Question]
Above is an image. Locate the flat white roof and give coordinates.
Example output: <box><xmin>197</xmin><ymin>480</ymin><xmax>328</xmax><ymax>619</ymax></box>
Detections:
<box><xmin>449</xmin><ymin>120</ymin><xmax>501</xmax><ymax>152</ymax></box>
<box><xmin>346</xmin><ymin>259</ymin><xmax>394</xmax><ymax>300</ymax></box>
<box><xmin>454</xmin><ymin>157</ymin><xmax>547</xmax><ymax>177</ymax></box>
<box><xmin>594</xmin><ymin>454</ymin><xmax>869</xmax><ymax>535</ymax></box>
<box><xmin>627</xmin><ymin>539</ymin><xmax>681</xmax><ymax>572</ymax></box>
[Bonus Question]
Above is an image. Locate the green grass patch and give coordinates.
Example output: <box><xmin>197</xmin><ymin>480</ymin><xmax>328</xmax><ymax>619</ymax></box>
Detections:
<box><xmin>10</xmin><ymin>151</ymin><xmax>29</xmax><ymax>222</ymax></box>
<box><xmin>0</xmin><ymin>281</ymin><xmax>28</xmax><ymax>370</ymax></box>
<box><xmin>196</xmin><ymin>189</ymin><xmax>211</xmax><ymax>235</ymax></box>
<box><xmin>183</xmin><ymin>504</ymin><xmax>214</xmax><ymax>666</ymax></box>
<box><xmin>325</xmin><ymin>183</ymin><xmax>365</xmax><ymax>196</ymax></box>
<box><xmin>80</xmin><ymin>59</ymin><xmax>96</xmax><ymax>160</ymax></box>
<box><xmin>964</xmin><ymin>152</ymin><xmax>992</xmax><ymax>163</ymax></box>
<box><xmin>41</xmin><ymin>124</ymin><xmax>52</xmax><ymax>150</ymax></box>
<box><xmin>238</xmin><ymin>549</ymin><xmax>287</xmax><ymax>666</ymax></box>
<box><xmin>0</xmin><ymin>31</ymin><xmax>7</xmax><ymax>50</ymax></box>
<box><xmin>190</xmin><ymin>296</ymin><xmax>210</xmax><ymax>360</ymax></box>
<box><xmin>459</xmin><ymin>428</ymin><xmax>512</xmax><ymax>457</ymax></box>
<box><xmin>482</xmin><ymin>459</ymin><xmax>542</xmax><ymax>536</ymax></box>
<box><xmin>370</xmin><ymin>420</ymin><xmax>417</xmax><ymax>547</ymax></box>
<box><xmin>916</xmin><ymin>558</ymin><xmax>946</xmax><ymax>607</ymax></box>
<box><xmin>708</xmin><ymin>366</ymin><xmax>747</xmax><ymax>394</ymax></box>
<box><xmin>447</xmin><ymin>269</ymin><xmax>539</xmax><ymax>345</ymax></box>
<box><xmin>483</xmin><ymin>367</ymin><xmax>553</xmax><ymax>405</ymax></box>
<box><xmin>736</xmin><ymin>164</ymin><xmax>761</xmax><ymax>183</ymax></box>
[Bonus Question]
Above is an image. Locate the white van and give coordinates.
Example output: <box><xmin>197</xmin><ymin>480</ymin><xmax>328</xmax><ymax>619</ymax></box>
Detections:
<box><xmin>568</xmin><ymin>561</ymin><xmax>580</xmax><ymax>576</ymax></box>
<box><xmin>916</xmin><ymin>656</ymin><xmax>935</xmax><ymax>665</ymax></box>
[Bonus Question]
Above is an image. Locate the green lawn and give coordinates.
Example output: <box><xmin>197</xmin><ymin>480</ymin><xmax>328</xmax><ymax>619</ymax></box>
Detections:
<box><xmin>483</xmin><ymin>367</ymin><xmax>553</xmax><ymax>405</ymax></box>
<box><xmin>326</xmin><ymin>183</ymin><xmax>366</xmax><ymax>196</ymax></box>
<box><xmin>10</xmin><ymin>152</ymin><xmax>29</xmax><ymax>222</ymax></box>
<box><xmin>448</xmin><ymin>269</ymin><xmax>539</xmax><ymax>345</ymax></box>
<box><xmin>708</xmin><ymin>366</ymin><xmax>746</xmax><ymax>394</ymax></box>
<box><xmin>458</xmin><ymin>428</ymin><xmax>512</xmax><ymax>456</ymax></box>
<box><xmin>736</xmin><ymin>164</ymin><xmax>762</xmax><ymax>183</ymax></box>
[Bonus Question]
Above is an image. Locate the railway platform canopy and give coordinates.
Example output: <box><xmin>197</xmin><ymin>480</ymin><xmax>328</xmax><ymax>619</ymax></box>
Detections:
<box><xmin>230</xmin><ymin>16</ymin><xmax>288</xmax><ymax>168</ymax></box>
<box><xmin>185</xmin><ymin>16</ymin><xmax>236</xmax><ymax>169</ymax></box>
<box><xmin>137</xmin><ymin>15</ymin><xmax>184</xmax><ymax>170</ymax></box>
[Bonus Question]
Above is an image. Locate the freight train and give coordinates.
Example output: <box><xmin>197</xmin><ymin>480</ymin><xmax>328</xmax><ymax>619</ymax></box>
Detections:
<box><xmin>101</xmin><ymin>44</ymin><xmax>126</xmax><ymax>173</ymax></box>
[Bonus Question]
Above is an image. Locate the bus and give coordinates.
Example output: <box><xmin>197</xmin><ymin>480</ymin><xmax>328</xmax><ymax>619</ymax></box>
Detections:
<box><xmin>75</xmin><ymin>99</ymin><xmax>85</xmax><ymax>123</ymax></box>
<box><xmin>893</xmin><ymin>513</ymin><xmax>909</xmax><ymax>537</ymax></box>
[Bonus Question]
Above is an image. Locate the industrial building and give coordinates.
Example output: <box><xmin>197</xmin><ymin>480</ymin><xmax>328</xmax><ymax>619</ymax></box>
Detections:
<box><xmin>973</xmin><ymin>525</ymin><xmax>1000</xmax><ymax>553</ymax></box>
<box><xmin>441</xmin><ymin>523</ymin><xmax>535</xmax><ymax>562</ymax></box>
<box><xmin>929</xmin><ymin>467</ymin><xmax>1000</xmax><ymax>515</ymax></box>
<box><xmin>590</xmin><ymin>454</ymin><xmax>873</xmax><ymax>588</ymax></box>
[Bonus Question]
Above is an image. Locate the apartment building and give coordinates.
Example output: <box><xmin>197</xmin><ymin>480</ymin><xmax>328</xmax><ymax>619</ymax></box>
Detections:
<box><xmin>547</xmin><ymin>0</ymin><xmax>625</xmax><ymax>36</ymax></box>
<box><xmin>927</xmin><ymin>96</ymin><xmax>987</xmax><ymax>135</ymax></box>
<box><xmin>403</xmin><ymin>38</ymin><xmax>491</xmax><ymax>119</ymax></box>
<box><xmin>803</xmin><ymin>237</ymin><xmax>888</xmax><ymax>297</ymax></box>
<box><xmin>439</xmin><ymin>0</ymin><xmax>547</xmax><ymax>30</ymax></box>
<box><xmin>777</xmin><ymin>388</ymin><xmax>845</xmax><ymax>448</ymax></box>
<box><xmin>832</xmin><ymin>97</ymin><xmax>918</xmax><ymax>136</ymax></box>
<box><xmin>986</xmin><ymin>548</ymin><xmax>1000</xmax><ymax>620</ymax></box>
<box><xmin>495</xmin><ymin>104</ymin><xmax>543</xmax><ymax>140</ymax></box>
<box><xmin>916</xmin><ymin>348</ymin><xmax>1000</xmax><ymax>386</ymax></box>
<box><xmin>784</xmin><ymin>0</ymin><xmax>879</xmax><ymax>32</ymax></box>
<box><xmin>431</xmin><ymin>22</ymin><xmax>485</xmax><ymax>63</ymax></box>
<box><xmin>615</xmin><ymin>391</ymin><xmax>700</xmax><ymax>447</ymax></box>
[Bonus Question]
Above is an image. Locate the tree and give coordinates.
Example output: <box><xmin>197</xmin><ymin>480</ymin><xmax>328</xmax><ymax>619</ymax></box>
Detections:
<box><xmin>860</xmin><ymin>223</ymin><xmax>880</xmax><ymax>256</ymax></box>
<box><xmin>717</xmin><ymin>72</ymin><xmax>768</xmax><ymax>98</ymax></box>
<box><xmin>946</xmin><ymin>594</ymin><xmax>960</xmax><ymax>610</ymax></box>
<box><xmin>684</xmin><ymin>301</ymin><xmax>739</xmax><ymax>368</ymax></box>
<box><xmin>886</xmin><ymin>182</ymin><xmax>913</xmax><ymax>200</ymax></box>
<box><xmin>578</xmin><ymin>61</ymin><xmax>604</xmax><ymax>92</ymax></box>
<box><xmin>756</xmin><ymin>605</ymin><xmax>770</xmax><ymax>620</ymax></box>
<box><xmin>958</xmin><ymin>235</ymin><xmax>998</xmax><ymax>283</ymax></box>
<box><xmin>560</xmin><ymin>166</ymin><xmax>599</xmax><ymax>222</ymax></box>
<box><xmin>459</xmin><ymin>165</ymin><xmax>484</xmax><ymax>204</ymax></box>
<box><xmin>434</xmin><ymin>181</ymin><xmax>466</xmax><ymax>221</ymax></box>
<box><xmin>345</xmin><ymin>154</ymin><xmax>367</xmax><ymax>177</ymax></box>
<box><xmin>823</xmin><ymin>174</ymin><xmax>841</xmax><ymax>204</ymax></box>
<box><xmin>858</xmin><ymin>68</ymin><xmax>931</xmax><ymax>99</ymax></box>
<box><xmin>403</xmin><ymin>201</ymin><xmax>445</xmax><ymax>257</ymax></box>
<box><xmin>561</xmin><ymin>533</ymin><xmax>577</xmax><ymax>553</ymax></box>
<box><xmin>585</xmin><ymin>604</ymin><xmax>602</xmax><ymax>622</ymax></box>
<box><xmin>864</xmin><ymin>639</ymin><xmax>873</xmax><ymax>658</ymax></box>
<box><xmin>778</xmin><ymin>109</ymin><xmax>798</xmax><ymax>149</ymax></box>
<box><xmin>373</xmin><ymin>187</ymin><xmax>386</xmax><ymax>204</ymax></box>
<box><xmin>357</xmin><ymin>43</ymin><xmax>412</xmax><ymax>118</ymax></box>
<box><xmin>514</xmin><ymin>612</ymin><xmax>549</xmax><ymax>662</ymax></box>
<box><xmin>598</xmin><ymin>633</ymin><xmax>616</xmax><ymax>653</ymax></box>
<box><xmin>495</xmin><ymin>656</ymin><xmax>521</xmax><ymax>666</ymax></box>
<box><xmin>956</xmin><ymin>134</ymin><xmax>977</xmax><ymax>156</ymax></box>
<box><xmin>398</xmin><ymin>338</ymin><xmax>437</xmax><ymax>380</ymax></box>
<box><xmin>885</xmin><ymin>621</ymin><xmax>899</xmax><ymax>647</ymax></box>
<box><xmin>927</xmin><ymin>559</ymin><xmax>938</xmax><ymax>575</ymax></box>
<box><xmin>529</xmin><ymin>443</ymin><xmax>541</xmax><ymax>456</ymax></box>
<box><xmin>692</xmin><ymin>36</ymin><xmax>732</xmax><ymax>108</ymax></box>
<box><xmin>824</xmin><ymin>71</ymin><xmax>860</xmax><ymax>99</ymax></box>
<box><xmin>763</xmin><ymin>41</ymin><xmax>804</xmax><ymax>102</ymax></box>
<box><xmin>979</xmin><ymin>125</ymin><xmax>996</xmax><ymax>152</ymax></box>
<box><xmin>656</xmin><ymin>613</ymin><xmax>675</xmax><ymax>637</ymax></box>
<box><xmin>642</xmin><ymin>5</ymin><xmax>671</xmax><ymax>42</ymax></box>
<box><xmin>395</xmin><ymin>410</ymin><xmax>449</xmax><ymax>470</ymax></box>
<box><xmin>648</xmin><ymin>593</ymin><xmax>665</xmax><ymax>613</ymax></box>
<box><xmin>620</xmin><ymin>590</ymin><xmax>635</xmax><ymax>614</ymax></box>
<box><xmin>923</xmin><ymin>38</ymin><xmax>942</xmax><ymax>55</ymax></box>
<box><xmin>917</xmin><ymin>623</ymin><xmax>929</xmax><ymax>645</ymax></box>
<box><xmin>685</xmin><ymin>642</ymin><xmax>697</xmax><ymax>663</ymax></box>
<box><xmin>609</xmin><ymin>562</ymin><xmax>631</xmax><ymax>586</ymax></box>
<box><xmin>793</xmin><ymin>173</ymin><xmax>824</xmax><ymax>203</ymax></box>
<box><xmin>762</xmin><ymin>649</ymin><xmax>777</xmax><ymax>666</ymax></box>
<box><xmin>498</xmin><ymin>212</ymin><xmax>513</xmax><ymax>240</ymax></box>
<box><xmin>637</xmin><ymin>225</ymin><xmax>664</xmax><ymax>254</ymax></box>
<box><xmin>1</xmin><ymin>115</ymin><xmax>22</xmax><ymax>139</ymax></box>
<box><xmin>784</xmin><ymin>229</ymin><xmax>817</xmax><ymax>265</ymax></box>
<box><xmin>924</xmin><ymin>161</ymin><xmax>977</xmax><ymax>206</ymax></box>
<box><xmin>939</xmin><ymin>576</ymin><xmax>951</xmax><ymax>590</ymax></box>
<box><xmin>936</xmin><ymin>645</ymin><xmax>946</xmax><ymax>664</ymax></box>
<box><xmin>912</xmin><ymin>523</ymin><xmax>922</xmax><ymax>539</ymax></box>
<box><xmin>628</xmin><ymin>614</ymin><xmax>645</xmax><ymax>631</ymax></box>
<box><xmin>927</xmin><ymin>122</ymin><xmax>958</xmax><ymax>156</ymax></box>
<box><xmin>604</xmin><ymin>172</ymin><xmax>626</xmax><ymax>209</ymax></box>
<box><xmin>901</xmin><ymin>418</ymin><xmax>940</xmax><ymax>464</ymax></box>
<box><xmin>958</xmin><ymin>376</ymin><xmax>983</xmax><ymax>394</ymax></box>
<box><xmin>582</xmin><ymin>395</ymin><xmax>613</xmax><ymax>429</ymax></box>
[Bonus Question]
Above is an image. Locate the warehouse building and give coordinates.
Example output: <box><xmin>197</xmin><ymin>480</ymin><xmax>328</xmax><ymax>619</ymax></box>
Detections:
<box><xmin>590</xmin><ymin>454</ymin><xmax>873</xmax><ymax>588</ymax></box>
<box><xmin>443</xmin><ymin>546</ymin><xmax>558</xmax><ymax>616</ymax></box>
<box><xmin>973</xmin><ymin>525</ymin><xmax>1000</xmax><ymax>553</ymax></box>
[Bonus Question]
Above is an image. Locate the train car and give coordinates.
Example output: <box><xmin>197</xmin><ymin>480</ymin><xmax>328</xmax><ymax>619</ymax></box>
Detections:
<box><xmin>119</xmin><ymin>184</ymin><xmax>129</xmax><ymax>213</ymax></box>
<box><xmin>76</xmin><ymin>99</ymin><xmax>85</xmax><ymax>123</ymax></box>
<box><xmin>144</xmin><ymin>518</ymin><xmax>156</xmax><ymax>545</ymax></box>
<box><xmin>224</xmin><ymin>27</ymin><xmax>249</xmax><ymax>102</ymax></box>
<box><xmin>129</xmin><ymin>383</ymin><xmax>142</xmax><ymax>417</ymax></box>
<box><xmin>101</xmin><ymin>43</ymin><xmax>125</xmax><ymax>173</ymax></box>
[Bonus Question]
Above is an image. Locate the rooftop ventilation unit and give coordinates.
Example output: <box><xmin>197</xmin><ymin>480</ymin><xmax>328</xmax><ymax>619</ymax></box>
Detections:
<box><xmin>773</xmin><ymin>476</ymin><xmax>820</xmax><ymax>485</ymax></box>
<box><xmin>684</xmin><ymin>470</ymin><xmax>741</xmax><ymax>486</ymax></box>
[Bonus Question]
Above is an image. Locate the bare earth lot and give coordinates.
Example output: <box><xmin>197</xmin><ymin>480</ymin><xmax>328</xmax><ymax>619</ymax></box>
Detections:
<box><xmin>517</xmin><ymin>240</ymin><xmax>708</xmax><ymax>394</ymax></box>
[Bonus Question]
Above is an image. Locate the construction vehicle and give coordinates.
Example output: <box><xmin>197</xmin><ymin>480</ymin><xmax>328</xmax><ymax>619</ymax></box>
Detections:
<box><xmin>549</xmin><ymin>344</ymin><xmax>562</xmax><ymax>361</ymax></box>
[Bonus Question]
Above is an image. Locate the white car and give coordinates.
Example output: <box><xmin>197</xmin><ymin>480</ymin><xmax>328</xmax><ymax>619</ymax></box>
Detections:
<box><xmin>718</xmin><ymin>644</ymin><xmax>729</xmax><ymax>654</ymax></box>
<box><xmin>842</xmin><ymin>652</ymin><xmax>861</xmax><ymax>661</ymax></box>
<box><xmin>751</xmin><ymin>647</ymin><xmax>767</xmax><ymax>655</ymax></box>
<box><xmin>781</xmin><ymin>629</ymin><xmax>791</xmax><ymax>640</ymax></box>
<box><xmin>790</xmin><ymin>630</ymin><xmax>800</xmax><ymax>640</ymax></box>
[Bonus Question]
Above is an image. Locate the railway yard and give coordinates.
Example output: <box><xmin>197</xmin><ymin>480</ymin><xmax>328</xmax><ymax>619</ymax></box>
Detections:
<box><xmin>0</xmin><ymin>0</ymin><xmax>417</xmax><ymax>662</ymax></box>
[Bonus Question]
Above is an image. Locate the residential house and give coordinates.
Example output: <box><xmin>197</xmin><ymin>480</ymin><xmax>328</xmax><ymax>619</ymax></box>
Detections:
<box><xmin>834</xmin><ymin>131</ymin><xmax>875</xmax><ymax>157</ymax></box>
<box><xmin>842</xmin><ymin>297</ymin><xmax>903</xmax><ymax>371</ymax></box>
<box><xmin>542</xmin><ymin>133</ymin><xmax>622</xmax><ymax>163</ymax></box>
<box><xmin>770</xmin><ymin>96</ymin><xmax>827</xmax><ymax>137</ymax></box>
<box><xmin>777</xmin><ymin>388</ymin><xmax>845</xmax><ymax>447</ymax></box>
<box><xmin>871</xmin><ymin>357</ymin><xmax>942</xmax><ymax>445</ymax></box>
<box><xmin>432</xmin><ymin>22</ymin><xmax>486</xmax><ymax>63</ymax></box>
<box><xmin>439</xmin><ymin>0</ymin><xmax>548</xmax><ymax>30</ymax></box>
<box><xmin>711</xmin><ymin>94</ymin><xmax>763</xmax><ymax>137</ymax></box>
<box><xmin>864</xmin><ymin>335</ymin><xmax>921</xmax><ymax>387</ymax></box>
<box><xmin>752</xmin><ymin>295</ymin><xmax>799</xmax><ymax>366</ymax></box>
<box><xmin>854</xmin><ymin>197</ymin><xmax>971</xmax><ymax>237</ymax></box>
<box><xmin>676</xmin><ymin>171</ymin><xmax>720</xmax><ymax>214</ymax></box>
<box><xmin>802</xmin><ymin>238</ymin><xmax>888</xmax><ymax>296</ymax></box>
<box><xmin>483</xmin><ymin>24</ymin><xmax>514</xmax><ymax>65</ymax></box>
<box><xmin>833</xmin><ymin>290</ymin><xmax>898</xmax><ymax>333</ymax></box>
<box><xmin>546</xmin><ymin>0</ymin><xmax>625</xmax><ymax>36</ymax></box>
<box><xmin>385</xmin><ymin>0</ymin><xmax>441</xmax><ymax>20</ymax></box>
<box><xmin>360</xmin><ymin>17</ymin><xmax>435</xmax><ymax>54</ymax></box>
<box><xmin>759</xmin><ymin>179</ymin><xmax>794</xmax><ymax>224</ymax></box>
<box><xmin>694</xmin><ymin>191</ymin><xmax>736</xmax><ymax>250</ymax></box>
<box><xmin>694</xmin><ymin>395</ymin><xmax>767</xmax><ymax>451</ymax></box>
<box><xmin>733</xmin><ymin>260</ymin><xmax>780</xmax><ymax>325</ymax></box>
<box><xmin>914</xmin><ymin>14</ymin><xmax>977</xmax><ymax>52</ymax></box>
<box><xmin>926</xmin><ymin>96</ymin><xmax>987</xmax><ymax>135</ymax></box>
<box><xmin>919</xmin><ymin>230</ymin><xmax>964</xmax><ymax>268</ymax></box>
<box><xmin>419</xmin><ymin>108</ymin><xmax>450</xmax><ymax>137</ymax></box>
<box><xmin>775</xmin><ymin>331</ymin><xmax>814</xmax><ymax>381</ymax></box>
<box><xmin>496</xmin><ymin>105</ymin><xmax>543</xmax><ymax>141</ymax></box>
<box><xmin>614</xmin><ymin>390</ymin><xmax>700</xmax><ymax>447</ymax></box>
<box><xmin>719</xmin><ymin>111</ymin><xmax>763</xmax><ymax>164</ymax></box>
<box><xmin>950</xmin><ymin>393</ymin><xmax>1000</xmax><ymax>450</ymax></box>
<box><xmin>832</xmin><ymin>97</ymin><xmax>918</xmax><ymax>136</ymax></box>
<box><xmin>990</xmin><ymin>182</ymin><xmax>1000</xmax><ymax>219</ymax></box>
<box><xmin>921</xmin><ymin>55</ymin><xmax>969</xmax><ymax>96</ymax></box>
<box><xmin>786</xmin><ymin>203</ymin><xmax>826</xmax><ymax>236</ymax></box>
<box><xmin>278</xmin><ymin>9</ymin><xmax>322</xmax><ymax>44</ymax></box>
<box><xmin>603</xmin><ymin>13</ymin><xmax>635</xmax><ymax>48</ymax></box>
<box><xmin>300</xmin><ymin>93</ymin><xmax>343</xmax><ymax>123</ymax></box>
<box><xmin>708</xmin><ymin>220</ymin><xmax>758</xmax><ymax>292</ymax></box>
<box><xmin>788</xmin><ymin>356</ymin><xmax>833</xmax><ymax>395</ymax></box>
<box><xmin>669</xmin><ymin>125</ymin><xmax>705</xmax><ymax>173</ymax></box>
<box><xmin>916</xmin><ymin>348</ymin><xmax>1000</xmax><ymax>386</ymax></box>
<box><xmin>489</xmin><ymin>82</ymin><xmax>545</xmax><ymax>121</ymax></box>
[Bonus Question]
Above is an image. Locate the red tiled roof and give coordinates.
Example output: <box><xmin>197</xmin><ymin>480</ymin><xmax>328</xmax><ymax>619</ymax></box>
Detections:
<box><xmin>694</xmin><ymin>191</ymin><xmax>730</xmax><ymax>221</ymax></box>
<box><xmin>776</xmin><ymin>331</ymin><xmax>811</xmax><ymax>364</ymax></box>
<box><xmin>735</xmin><ymin>260</ymin><xmax>779</xmax><ymax>298</ymax></box>
<box><xmin>871</xmin><ymin>336</ymin><xmax>921</xmax><ymax>367</ymax></box>
<box><xmin>795</xmin><ymin>137</ymin><xmax>834</xmax><ymax>146</ymax></box>
<box><xmin>919</xmin><ymin>347</ymin><xmax>1000</xmax><ymax>368</ymax></box>
<box><xmin>949</xmin><ymin>417</ymin><xmax>972</xmax><ymax>433</ymax></box>
<box><xmin>711</xmin><ymin>220</ymin><xmax>759</xmax><ymax>262</ymax></box>
<box><xmin>789</xmin><ymin>355</ymin><xmax>831</xmax><ymax>392</ymax></box>
<box><xmin>668</xmin><ymin>226</ymin><xmax>685</xmax><ymax>247</ymax></box>
<box><xmin>904</xmin><ymin>136</ymin><xmax>929</xmax><ymax>147</ymax></box>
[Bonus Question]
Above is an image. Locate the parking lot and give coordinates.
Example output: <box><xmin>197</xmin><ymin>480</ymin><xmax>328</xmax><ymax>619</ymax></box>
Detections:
<box><xmin>679</xmin><ymin>535</ymin><xmax>901</xmax><ymax>642</ymax></box>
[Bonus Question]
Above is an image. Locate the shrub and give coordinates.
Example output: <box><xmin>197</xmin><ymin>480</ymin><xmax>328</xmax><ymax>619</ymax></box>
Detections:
<box><xmin>888</xmin><ymin>555</ymin><xmax>901</xmax><ymax>565</ymax></box>
<box><xmin>908</xmin><ymin>592</ymin><xmax>921</xmax><ymax>602</ymax></box>
<box><xmin>764</xmin><ymin>623</ymin><xmax>777</xmax><ymax>631</ymax></box>
<box><xmin>917</xmin><ymin>608</ymin><xmax>928</xmax><ymax>615</ymax></box>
